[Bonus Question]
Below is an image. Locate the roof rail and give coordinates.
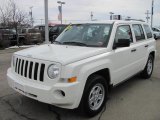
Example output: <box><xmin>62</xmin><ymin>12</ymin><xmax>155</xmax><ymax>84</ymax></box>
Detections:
<box><xmin>125</xmin><ymin>19</ymin><xmax>145</xmax><ymax>22</ymax></box>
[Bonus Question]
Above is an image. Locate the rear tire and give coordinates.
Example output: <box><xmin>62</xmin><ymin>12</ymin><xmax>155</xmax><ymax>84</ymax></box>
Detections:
<box><xmin>79</xmin><ymin>74</ymin><xmax>108</xmax><ymax>117</ymax></box>
<box><xmin>141</xmin><ymin>54</ymin><xmax>154</xmax><ymax>79</ymax></box>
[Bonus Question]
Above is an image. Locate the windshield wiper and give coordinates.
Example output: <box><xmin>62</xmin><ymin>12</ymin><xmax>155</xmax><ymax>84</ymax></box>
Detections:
<box><xmin>53</xmin><ymin>41</ymin><xmax>62</xmax><ymax>44</ymax></box>
<box><xmin>62</xmin><ymin>41</ymin><xmax>88</xmax><ymax>46</ymax></box>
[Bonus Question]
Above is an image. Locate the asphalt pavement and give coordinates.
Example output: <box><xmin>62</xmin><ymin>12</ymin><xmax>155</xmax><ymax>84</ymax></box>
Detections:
<box><xmin>0</xmin><ymin>40</ymin><xmax>160</xmax><ymax>120</ymax></box>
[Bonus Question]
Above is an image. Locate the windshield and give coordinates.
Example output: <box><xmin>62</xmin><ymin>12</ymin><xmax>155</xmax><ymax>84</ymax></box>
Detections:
<box><xmin>55</xmin><ymin>24</ymin><xmax>112</xmax><ymax>47</ymax></box>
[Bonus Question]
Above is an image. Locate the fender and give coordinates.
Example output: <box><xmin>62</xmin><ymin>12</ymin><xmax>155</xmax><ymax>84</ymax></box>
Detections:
<box><xmin>61</xmin><ymin>55</ymin><xmax>113</xmax><ymax>108</ymax></box>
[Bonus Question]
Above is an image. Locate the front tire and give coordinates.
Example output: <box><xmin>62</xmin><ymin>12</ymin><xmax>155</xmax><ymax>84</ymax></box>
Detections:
<box><xmin>80</xmin><ymin>74</ymin><xmax>108</xmax><ymax>117</ymax></box>
<box><xmin>141</xmin><ymin>54</ymin><xmax>154</xmax><ymax>79</ymax></box>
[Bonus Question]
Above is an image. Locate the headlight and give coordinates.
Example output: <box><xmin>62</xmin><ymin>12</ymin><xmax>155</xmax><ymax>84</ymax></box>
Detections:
<box><xmin>47</xmin><ymin>64</ymin><xmax>60</xmax><ymax>79</ymax></box>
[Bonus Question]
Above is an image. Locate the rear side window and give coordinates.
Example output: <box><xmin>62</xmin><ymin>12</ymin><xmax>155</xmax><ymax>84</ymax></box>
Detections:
<box><xmin>143</xmin><ymin>25</ymin><xmax>152</xmax><ymax>38</ymax></box>
<box><xmin>132</xmin><ymin>24</ymin><xmax>145</xmax><ymax>41</ymax></box>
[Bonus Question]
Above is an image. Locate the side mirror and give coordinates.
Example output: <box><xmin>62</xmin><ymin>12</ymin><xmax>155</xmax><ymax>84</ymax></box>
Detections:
<box><xmin>113</xmin><ymin>39</ymin><xmax>130</xmax><ymax>49</ymax></box>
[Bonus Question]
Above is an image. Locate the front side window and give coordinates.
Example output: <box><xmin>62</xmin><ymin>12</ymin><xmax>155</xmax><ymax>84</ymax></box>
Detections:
<box><xmin>143</xmin><ymin>25</ymin><xmax>152</xmax><ymax>38</ymax></box>
<box><xmin>132</xmin><ymin>24</ymin><xmax>145</xmax><ymax>41</ymax></box>
<box><xmin>115</xmin><ymin>25</ymin><xmax>133</xmax><ymax>43</ymax></box>
<box><xmin>55</xmin><ymin>24</ymin><xmax>112</xmax><ymax>47</ymax></box>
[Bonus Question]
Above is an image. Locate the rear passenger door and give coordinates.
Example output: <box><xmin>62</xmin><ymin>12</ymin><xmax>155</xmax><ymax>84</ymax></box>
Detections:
<box><xmin>143</xmin><ymin>24</ymin><xmax>154</xmax><ymax>63</ymax></box>
<box><xmin>132</xmin><ymin>24</ymin><xmax>148</xmax><ymax>71</ymax></box>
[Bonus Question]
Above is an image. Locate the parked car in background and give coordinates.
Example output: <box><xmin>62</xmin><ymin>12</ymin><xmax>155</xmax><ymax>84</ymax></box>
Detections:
<box><xmin>9</xmin><ymin>29</ymin><xmax>17</xmax><ymax>45</ymax></box>
<box><xmin>34</xmin><ymin>24</ymin><xmax>67</xmax><ymax>42</ymax></box>
<box><xmin>0</xmin><ymin>28</ymin><xmax>17</xmax><ymax>45</ymax></box>
<box><xmin>18</xmin><ymin>28</ymin><xmax>42</xmax><ymax>45</ymax></box>
<box><xmin>152</xmin><ymin>27</ymin><xmax>160</xmax><ymax>40</ymax></box>
<box><xmin>0</xmin><ymin>29</ymin><xmax>9</xmax><ymax>49</ymax></box>
<box><xmin>0</xmin><ymin>28</ymin><xmax>17</xmax><ymax>48</ymax></box>
<box><xmin>49</xmin><ymin>24</ymin><xmax>67</xmax><ymax>42</ymax></box>
<box><xmin>34</xmin><ymin>25</ymin><xmax>53</xmax><ymax>41</ymax></box>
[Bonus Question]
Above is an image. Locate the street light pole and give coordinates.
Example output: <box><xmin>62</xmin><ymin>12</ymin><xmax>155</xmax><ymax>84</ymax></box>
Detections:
<box><xmin>30</xmin><ymin>6</ymin><xmax>33</xmax><ymax>27</ymax></box>
<box><xmin>145</xmin><ymin>10</ymin><xmax>151</xmax><ymax>23</ymax></box>
<box><xmin>91</xmin><ymin>12</ymin><xmax>93</xmax><ymax>21</ymax></box>
<box><xmin>44</xmin><ymin>0</ymin><xmax>49</xmax><ymax>44</ymax></box>
<box><xmin>57</xmin><ymin>1</ymin><xmax>65</xmax><ymax>24</ymax></box>
<box><xmin>151</xmin><ymin>0</ymin><xmax>154</xmax><ymax>27</ymax></box>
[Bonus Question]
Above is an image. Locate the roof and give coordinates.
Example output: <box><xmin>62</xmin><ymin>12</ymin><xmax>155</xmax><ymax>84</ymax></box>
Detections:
<box><xmin>68</xmin><ymin>20</ymin><xmax>148</xmax><ymax>25</ymax></box>
<box><xmin>34</xmin><ymin>24</ymin><xmax>67</xmax><ymax>27</ymax></box>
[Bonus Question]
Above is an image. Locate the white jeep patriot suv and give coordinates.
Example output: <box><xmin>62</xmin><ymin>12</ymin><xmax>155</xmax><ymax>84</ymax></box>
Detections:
<box><xmin>7</xmin><ymin>20</ymin><xmax>156</xmax><ymax>117</ymax></box>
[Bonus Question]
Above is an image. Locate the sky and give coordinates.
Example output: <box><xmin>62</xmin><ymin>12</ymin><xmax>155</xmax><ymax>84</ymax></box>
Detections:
<box><xmin>0</xmin><ymin>0</ymin><xmax>160</xmax><ymax>26</ymax></box>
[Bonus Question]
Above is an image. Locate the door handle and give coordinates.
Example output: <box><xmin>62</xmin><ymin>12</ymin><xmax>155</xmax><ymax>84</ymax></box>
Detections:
<box><xmin>145</xmin><ymin>45</ymin><xmax>149</xmax><ymax>48</ymax></box>
<box><xmin>131</xmin><ymin>49</ymin><xmax>136</xmax><ymax>52</ymax></box>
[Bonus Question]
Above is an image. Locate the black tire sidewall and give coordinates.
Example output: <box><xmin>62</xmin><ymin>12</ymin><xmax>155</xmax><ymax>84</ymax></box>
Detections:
<box><xmin>82</xmin><ymin>75</ymin><xmax>108</xmax><ymax>117</ymax></box>
<box><xmin>142</xmin><ymin>55</ymin><xmax>154</xmax><ymax>78</ymax></box>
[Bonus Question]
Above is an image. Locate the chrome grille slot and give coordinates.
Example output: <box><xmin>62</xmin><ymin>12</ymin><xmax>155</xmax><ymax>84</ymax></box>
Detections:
<box><xmin>40</xmin><ymin>64</ymin><xmax>45</xmax><ymax>82</ymax></box>
<box><xmin>29</xmin><ymin>62</ymin><xmax>33</xmax><ymax>79</ymax></box>
<box><xmin>21</xmin><ymin>60</ymin><xmax>24</xmax><ymax>76</ymax></box>
<box><xmin>14</xmin><ymin>57</ymin><xmax>46</xmax><ymax>82</ymax></box>
<box><xmin>15</xmin><ymin>58</ymin><xmax>18</xmax><ymax>72</ymax></box>
<box><xmin>17</xmin><ymin>59</ymin><xmax>21</xmax><ymax>74</ymax></box>
<box><xmin>24</xmin><ymin>61</ymin><xmax>28</xmax><ymax>77</ymax></box>
<box><xmin>34</xmin><ymin>63</ymin><xmax>39</xmax><ymax>80</ymax></box>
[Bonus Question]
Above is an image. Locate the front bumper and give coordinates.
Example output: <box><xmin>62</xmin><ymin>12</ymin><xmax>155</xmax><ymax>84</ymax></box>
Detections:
<box><xmin>7</xmin><ymin>68</ymin><xmax>80</xmax><ymax>109</ymax></box>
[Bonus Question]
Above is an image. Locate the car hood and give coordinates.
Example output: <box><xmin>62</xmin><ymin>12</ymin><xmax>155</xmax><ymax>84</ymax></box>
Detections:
<box><xmin>15</xmin><ymin>44</ymin><xmax>108</xmax><ymax>65</ymax></box>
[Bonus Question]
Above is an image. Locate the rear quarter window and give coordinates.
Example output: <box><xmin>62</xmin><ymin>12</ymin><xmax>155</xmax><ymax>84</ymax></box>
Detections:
<box><xmin>143</xmin><ymin>25</ymin><xmax>153</xmax><ymax>39</ymax></box>
<box><xmin>132</xmin><ymin>24</ymin><xmax>145</xmax><ymax>41</ymax></box>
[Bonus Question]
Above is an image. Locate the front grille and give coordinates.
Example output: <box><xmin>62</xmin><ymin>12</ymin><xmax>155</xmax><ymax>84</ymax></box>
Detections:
<box><xmin>14</xmin><ymin>58</ymin><xmax>45</xmax><ymax>82</ymax></box>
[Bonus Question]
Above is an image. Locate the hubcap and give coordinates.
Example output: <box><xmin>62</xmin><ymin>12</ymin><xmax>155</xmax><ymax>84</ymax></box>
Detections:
<box><xmin>88</xmin><ymin>83</ymin><xmax>105</xmax><ymax>110</ymax></box>
<box><xmin>147</xmin><ymin>58</ymin><xmax>153</xmax><ymax>75</ymax></box>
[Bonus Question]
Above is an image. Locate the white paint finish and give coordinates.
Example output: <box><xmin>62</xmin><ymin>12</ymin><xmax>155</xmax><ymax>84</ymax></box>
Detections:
<box><xmin>7</xmin><ymin>20</ymin><xmax>156</xmax><ymax>109</ymax></box>
<box><xmin>15</xmin><ymin>44</ymin><xmax>108</xmax><ymax>65</ymax></box>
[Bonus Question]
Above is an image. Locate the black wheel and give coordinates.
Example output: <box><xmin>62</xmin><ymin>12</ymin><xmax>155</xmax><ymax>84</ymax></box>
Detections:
<box><xmin>80</xmin><ymin>74</ymin><xmax>108</xmax><ymax>117</ymax></box>
<box><xmin>141</xmin><ymin>54</ymin><xmax>154</xmax><ymax>79</ymax></box>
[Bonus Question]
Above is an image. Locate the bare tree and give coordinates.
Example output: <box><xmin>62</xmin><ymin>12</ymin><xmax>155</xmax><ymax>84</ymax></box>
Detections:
<box><xmin>0</xmin><ymin>0</ymin><xmax>31</xmax><ymax>44</ymax></box>
<box><xmin>0</xmin><ymin>1</ymin><xmax>11</xmax><ymax>27</ymax></box>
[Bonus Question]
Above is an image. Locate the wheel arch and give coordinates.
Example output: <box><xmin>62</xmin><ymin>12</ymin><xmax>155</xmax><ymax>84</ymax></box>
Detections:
<box><xmin>87</xmin><ymin>68</ymin><xmax>111</xmax><ymax>89</ymax></box>
<box><xmin>150</xmin><ymin>51</ymin><xmax>155</xmax><ymax>60</ymax></box>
